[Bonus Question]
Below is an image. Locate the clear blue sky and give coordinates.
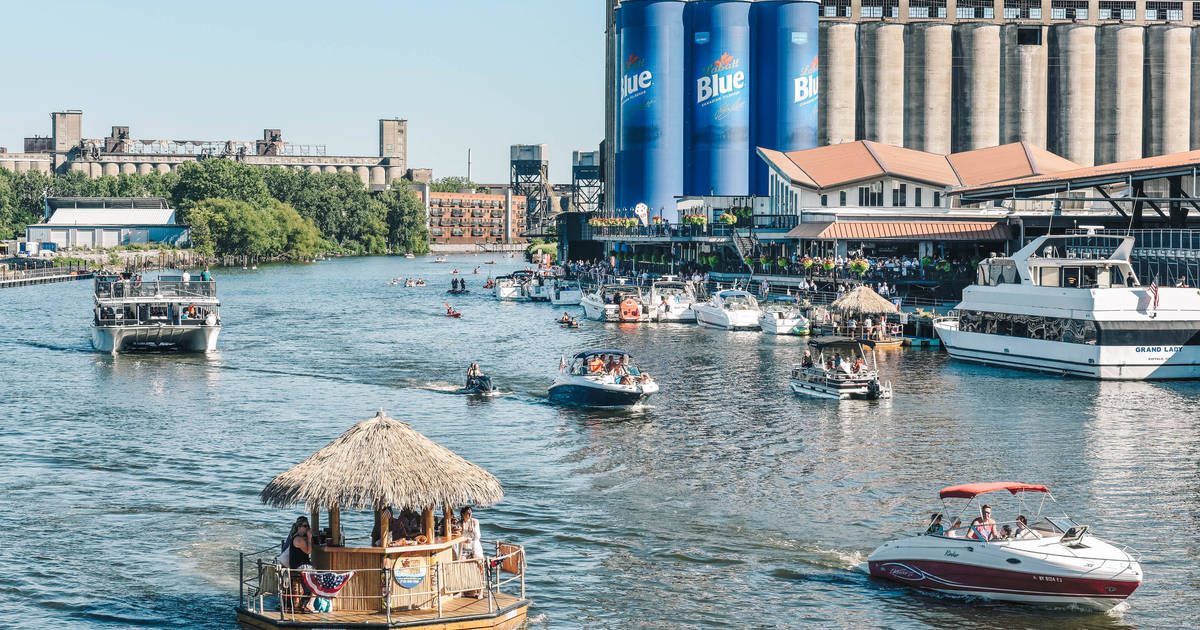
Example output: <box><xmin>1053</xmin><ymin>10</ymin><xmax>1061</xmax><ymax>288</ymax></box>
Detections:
<box><xmin>0</xmin><ymin>0</ymin><xmax>604</xmax><ymax>184</ymax></box>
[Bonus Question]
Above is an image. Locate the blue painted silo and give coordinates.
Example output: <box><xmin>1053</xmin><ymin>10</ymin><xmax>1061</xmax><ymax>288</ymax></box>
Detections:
<box><xmin>616</xmin><ymin>0</ymin><xmax>686</xmax><ymax>221</ymax></box>
<box><xmin>750</xmin><ymin>1</ymin><xmax>820</xmax><ymax>196</ymax></box>
<box><xmin>684</xmin><ymin>1</ymin><xmax>752</xmax><ymax>198</ymax></box>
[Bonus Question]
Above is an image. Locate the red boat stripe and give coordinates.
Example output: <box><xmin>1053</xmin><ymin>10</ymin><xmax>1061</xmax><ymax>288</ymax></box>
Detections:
<box><xmin>868</xmin><ymin>560</ymin><xmax>1139</xmax><ymax>599</ymax></box>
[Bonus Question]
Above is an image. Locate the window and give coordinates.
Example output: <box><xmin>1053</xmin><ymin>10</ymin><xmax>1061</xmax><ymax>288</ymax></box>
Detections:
<box><xmin>839</xmin><ymin>191</ymin><xmax>847</xmax><ymax>206</ymax></box>
<box><xmin>915</xmin><ymin>188</ymin><xmax>923</xmax><ymax>206</ymax></box>
<box><xmin>861</xmin><ymin>0</ymin><xmax>900</xmax><ymax>17</ymax></box>
<box><xmin>858</xmin><ymin>183</ymin><xmax>883</xmax><ymax>207</ymax></box>
<box><xmin>1194</xmin><ymin>1</ymin><xmax>1200</xmax><ymax>20</ymax></box>
<box><xmin>1004</xmin><ymin>0</ymin><xmax>1042</xmax><ymax>18</ymax></box>
<box><xmin>899</xmin><ymin>184</ymin><xmax>907</xmax><ymax>206</ymax></box>
<box><xmin>1098</xmin><ymin>1</ymin><xmax>1136</xmax><ymax>19</ymax></box>
<box><xmin>1146</xmin><ymin>1</ymin><xmax>1184</xmax><ymax>19</ymax></box>
<box><xmin>1050</xmin><ymin>0</ymin><xmax>1089</xmax><ymax>20</ymax></box>
<box><xmin>933</xmin><ymin>191</ymin><xmax>942</xmax><ymax>207</ymax></box>
<box><xmin>958</xmin><ymin>310</ymin><xmax>1099</xmax><ymax>345</ymax></box>
<box><xmin>908</xmin><ymin>0</ymin><xmax>947</xmax><ymax>17</ymax></box>
<box><xmin>822</xmin><ymin>0</ymin><xmax>852</xmax><ymax>17</ymax></box>
<box><xmin>957</xmin><ymin>0</ymin><xmax>995</xmax><ymax>18</ymax></box>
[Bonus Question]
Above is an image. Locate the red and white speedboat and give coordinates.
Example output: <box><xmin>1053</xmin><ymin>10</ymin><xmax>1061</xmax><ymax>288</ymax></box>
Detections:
<box><xmin>868</xmin><ymin>482</ymin><xmax>1142</xmax><ymax>611</ymax></box>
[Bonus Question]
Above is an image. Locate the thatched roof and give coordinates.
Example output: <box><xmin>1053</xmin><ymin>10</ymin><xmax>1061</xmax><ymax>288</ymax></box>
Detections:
<box><xmin>260</xmin><ymin>411</ymin><xmax>504</xmax><ymax>512</ymax></box>
<box><xmin>830</xmin><ymin>285</ymin><xmax>898</xmax><ymax>316</ymax></box>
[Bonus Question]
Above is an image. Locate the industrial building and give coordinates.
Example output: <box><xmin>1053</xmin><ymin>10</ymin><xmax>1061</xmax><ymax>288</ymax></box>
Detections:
<box><xmin>0</xmin><ymin>110</ymin><xmax>420</xmax><ymax>190</ymax></box>
<box><xmin>26</xmin><ymin>197</ymin><xmax>189</xmax><ymax>249</ymax></box>
<box><xmin>604</xmin><ymin>0</ymin><xmax>1200</xmax><ymax>218</ymax></box>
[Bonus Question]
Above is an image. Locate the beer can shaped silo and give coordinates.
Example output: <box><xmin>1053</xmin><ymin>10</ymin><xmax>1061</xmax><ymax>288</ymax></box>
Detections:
<box><xmin>684</xmin><ymin>0</ymin><xmax>752</xmax><ymax>198</ymax></box>
<box><xmin>617</xmin><ymin>0</ymin><xmax>686</xmax><ymax>221</ymax></box>
<box><xmin>750</xmin><ymin>1</ymin><xmax>819</xmax><ymax>196</ymax></box>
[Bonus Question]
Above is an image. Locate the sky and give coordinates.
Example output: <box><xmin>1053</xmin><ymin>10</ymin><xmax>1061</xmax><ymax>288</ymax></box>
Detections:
<box><xmin>0</xmin><ymin>0</ymin><xmax>604</xmax><ymax>184</ymax></box>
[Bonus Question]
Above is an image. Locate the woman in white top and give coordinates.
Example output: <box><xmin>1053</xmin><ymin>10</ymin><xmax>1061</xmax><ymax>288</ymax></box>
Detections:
<box><xmin>460</xmin><ymin>506</ymin><xmax>484</xmax><ymax>560</ymax></box>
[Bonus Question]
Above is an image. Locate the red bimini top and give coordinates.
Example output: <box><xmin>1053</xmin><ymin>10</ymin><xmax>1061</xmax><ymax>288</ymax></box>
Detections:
<box><xmin>939</xmin><ymin>482</ymin><xmax>1050</xmax><ymax>500</ymax></box>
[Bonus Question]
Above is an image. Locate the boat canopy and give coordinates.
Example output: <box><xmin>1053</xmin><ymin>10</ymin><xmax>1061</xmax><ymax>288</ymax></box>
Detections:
<box><xmin>572</xmin><ymin>349</ymin><xmax>632</xmax><ymax>360</ymax></box>
<box><xmin>808</xmin><ymin>335</ymin><xmax>863</xmax><ymax>349</ymax></box>
<box><xmin>939</xmin><ymin>482</ymin><xmax>1050</xmax><ymax>499</ymax></box>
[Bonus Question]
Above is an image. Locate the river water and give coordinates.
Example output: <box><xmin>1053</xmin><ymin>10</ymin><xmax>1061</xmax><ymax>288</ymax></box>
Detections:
<box><xmin>1</xmin><ymin>255</ymin><xmax>1197</xmax><ymax>629</ymax></box>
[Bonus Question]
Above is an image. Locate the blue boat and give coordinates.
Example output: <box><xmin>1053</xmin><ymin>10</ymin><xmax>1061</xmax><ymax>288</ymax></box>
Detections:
<box><xmin>548</xmin><ymin>349</ymin><xmax>659</xmax><ymax>407</ymax></box>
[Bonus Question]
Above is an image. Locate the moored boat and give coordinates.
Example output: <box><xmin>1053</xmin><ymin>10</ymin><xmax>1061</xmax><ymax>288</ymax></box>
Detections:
<box><xmin>548</xmin><ymin>349</ymin><xmax>659</xmax><ymax>407</ymax></box>
<box><xmin>646</xmin><ymin>277</ymin><xmax>698</xmax><ymax>323</ymax></box>
<box><xmin>691</xmin><ymin>289</ymin><xmax>760</xmax><ymax>330</ymax></box>
<box><xmin>550</xmin><ymin>279</ymin><xmax>584</xmax><ymax>306</ymax></box>
<box><xmin>868</xmin><ymin>482</ymin><xmax>1141</xmax><ymax>611</ymax></box>
<box><xmin>92</xmin><ymin>272</ymin><xmax>221</xmax><ymax>354</ymax></box>
<box><xmin>760</xmin><ymin>304</ymin><xmax>809</xmax><ymax>335</ymax></box>
<box><xmin>580</xmin><ymin>284</ymin><xmax>648</xmax><ymax>322</ymax></box>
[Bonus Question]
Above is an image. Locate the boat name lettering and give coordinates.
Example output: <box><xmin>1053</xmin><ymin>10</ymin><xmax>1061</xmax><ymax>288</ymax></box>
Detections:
<box><xmin>1134</xmin><ymin>346</ymin><xmax>1181</xmax><ymax>353</ymax></box>
<box><xmin>943</xmin><ymin>550</ymin><xmax>959</xmax><ymax>558</ymax></box>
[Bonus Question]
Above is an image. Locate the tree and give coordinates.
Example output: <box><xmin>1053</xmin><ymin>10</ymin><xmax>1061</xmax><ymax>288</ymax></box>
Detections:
<box><xmin>171</xmin><ymin>159</ymin><xmax>270</xmax><ymax>215</ymax></box>
<box><xmin>378</xmin><ymin>185</ymin><xmax>429</xmax><ymax>254</ymax></box>
<box><xmin>429</xmin><ymin>176</ymin><xmax>476</xmax><ymax>193</ymax></box>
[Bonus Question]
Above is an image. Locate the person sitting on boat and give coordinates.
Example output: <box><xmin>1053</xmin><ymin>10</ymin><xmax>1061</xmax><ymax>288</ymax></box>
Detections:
<box><xmin>925</xmin><ymin>513</ymin><xmax>945</xmax><ymax>535</ymax></box>
<box><xmin>588</xmin><ymin>354</ymin><xmax>605</xmax><ymax>374</ymax></box>
<box><xmin>659</xmin><ymin>296</ymin><xmax>671</xmax><ymax>313</ymax></box>
<box><xmin>447</xmin><ymin>305</ymin><xmax>459</xmax><ymax>317</ymax></box>
<box><xmin>852</xmin><ymin>357</ymin><xmax>865</xmax><ymax>373</ymax></box>
<box><xmin>1011</xmin><ymin>514</ymin><xmax>1038</xmax><ymax>539</ymax></box>
<box><xmin>559</xmin><ymin>313</ymin><xmax>572</xmax><ymax>324</ymax></box>
<box><xmin>968</xmin><ymin>505</ymin><xmax>997</xmax><ymax>540</ymax></box>
<box><xmin>605</xmin><ymin>355</ymin><xmax>621</xmax><ymax>373</ymax></box>
<box><xmin>466</xmin><ymin>362</ymin><xmax>483</xmax><ymax>386</ymax></box>
<box><xmin>945</xmin><ymin>517</ymin><xmax>963</xmax><ymax>537</ymax></box>
<box><xmin>801</xmin><ymin>351</ymin><xmax>814</xmax><ymax>369</ymax></box>
<box><xmin>372</xmin><ymin>507</ymin><xmax>414</xmax><ymax>546</ymax></box>
<box><xmin>286</xmin><ymin>516</ymin><xmax>316</xmax><ymax>613</ymax></box>
<box><xmin>1000</xmin><ymin>524</ymin><xmax>1014</xmax><ymax>540</ymax></box>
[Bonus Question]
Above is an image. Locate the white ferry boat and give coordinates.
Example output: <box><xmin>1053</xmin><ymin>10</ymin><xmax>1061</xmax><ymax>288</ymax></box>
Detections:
<box><xmin>935</xmin><ymin>234</ymin><xmax>1200</xmax><ymax>380</ymax></box>
<box><xmin>92</xmin><ymin>272</ymin><xmax>221</xmax><ymax>354</ymax></box>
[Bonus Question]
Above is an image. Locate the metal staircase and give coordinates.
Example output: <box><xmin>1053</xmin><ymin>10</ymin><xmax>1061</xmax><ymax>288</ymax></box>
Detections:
<box><xmin>728</xmin><ymin>228</ymin><xmax>759</xmax><ymax>275</ymax></box>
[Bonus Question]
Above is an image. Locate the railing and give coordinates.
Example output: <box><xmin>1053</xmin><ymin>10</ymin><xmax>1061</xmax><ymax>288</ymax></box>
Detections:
<box><xmin>95</xmin><ymin>279</ymin><xmax>216</xmax><ymax>299</ymax></box>
<box><xmin>238</xmin><ymin>540</ymin><xmax>526</xmax><ymax>623</ymax></box>
<box><xmin>0</xmin><ymin>263</ymin><xmax>91</xmax><ymax>281</ymax></box>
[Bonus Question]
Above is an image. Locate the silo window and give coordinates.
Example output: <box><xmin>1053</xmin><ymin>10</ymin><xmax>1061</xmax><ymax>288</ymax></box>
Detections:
<box><xmin>821</xmin><ymin>0</ymin><xmax>852</xmax><ymax>17</ymax></box>
<box><xmin>1145</xmin><ymin>2</ymin><xmax>1184</xmax><ymax>20</ymax></box>
<box><xmin>1017</xmin><ymin>28</ymin><xmax>1042</xmax><ymax>46</ymax></box>
<box><xmin>1098</xmin><ymin>1</ymin><xmax>1136</xmax><ymax>20</ymax></box>
<box><xmin>861</xmin><ymin>0</ymin><xmax>899</xmax><ymax>17</ymax></box>
<box><xmin>909</xmin><ymin>0</ymin><xmax>947</xmax><ymax>18</ymax></box>
<box><xmin>957</xmin><ymin>0</ymin><xmax>994</xmax><ymax>18</ymax></box>
<box><xmin>1005</xmin><ymin>0</ymin><xmax>1043</xmax><ymax>19</ymax></box>
<box><xmin>1051</xmin><ymin>1</ymin><xmax>1089</xmax><ymax>19</ymax></box>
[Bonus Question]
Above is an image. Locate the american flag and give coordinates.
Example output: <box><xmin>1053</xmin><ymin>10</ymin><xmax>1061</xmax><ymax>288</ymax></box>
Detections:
<box><xmin>1149</xmin><ymin>281</ymin><xmax>1159</xmax><ymax>311</ymax></box>
<box><xmin>302</xmin><ymin>570</ymin><xmax>355</xmax><ymax>598</ymax></box>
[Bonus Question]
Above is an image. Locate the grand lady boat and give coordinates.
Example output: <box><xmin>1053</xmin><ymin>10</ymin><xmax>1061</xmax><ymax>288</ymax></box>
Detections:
<box><xmin>236</xmin><ymin>411</ymin><xmax>529</xmax><ymax>630</ymax></box>
<box><xmin>868</xmin><ymin>482</ymin><xmax>1142</xmax><ymax>611</ymax></box>
<box><xmin>935</xmin><ymin>234</ymin><xmax>1200</xmax><ymax>379</ymax></box>
<box><xmin>92</xmin><ymin>273</ymin><xmax>220</xmax><ymax>354</ymax></box>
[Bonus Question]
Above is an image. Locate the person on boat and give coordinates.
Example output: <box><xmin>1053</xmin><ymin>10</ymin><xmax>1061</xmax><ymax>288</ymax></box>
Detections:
<box><xmin>1012</xmin><ymin>514</ymin><xmax>1037</xmax><ymax>539</ymax></box>
<box><xmin>200</xmin><ymin>266</ymin><xmax>212</xmax><ymax>282</ymax></box>
<box><xmin>659</xmin><ymin>296</ymin><xmax>671</xmax><ymax>313</ymax></box>
<box><xmin>287</xmin><ymin>517</ymin><xmax>316</xmax><ymax>613</ymax></box>
<box><xmin>459</xmin><ymin>506</ymin><xmax>486</xmax><ymax>598</ymax></box>
<box><xmin>925</xmin><ymin>513</ymin><xmax>945</xmax><ymax>535</ymax></box>
<box><xmin>372</xmin><ymin>507</ymin><xmax>412</xmax><ymax>546</ymax></box>
<box><xmin>945</xmin><ymin>517</ymin><xmax>963</xmax><ymax>537</ymax></box>
<box><xmin>559</xmin><ymin>313</ymin><xmax>572</xmax><ymax>324</ymax></box>
<box><xmin>853</xmin><ymin>357</ymin><xmax>865</xmax><ymax>373</ymax></box>
<box><xmin>605</xmin><ymin>354</ymin><xmax>621</xmax><ymax>373</ymax></box>
<box><xmin>863</xmin><ymin>316</ymin><xmax>873</xmax><ymax>339</ymax></box>
<box><xmin>466</xmin><ymin>362</ymin><xmax>482</xmax><ymax>385</ymax></box>
<box><xmin>588</xmin><ymin>354</ymin><xmax>605</xmax><ymax>374</ymax></box>
<box><xmin>968</xmin><ymin>505</ymin><xmax>997</xmax><ymax>540</ymax></box>
<box><xmin>447</xmin><ymin>305</ymin><xmax>458</xmax><ymax>317</ymax></box>
<box><xmin>1000</xmin><ymin>525</ymin><xmax>1014</xmax><ymax>540</ymax></box>
<box><xmin>474</xmin><ymin>267</ymin><xmax>479</xmax><ymax>274</ymax></box>
<box><xmin>801</xmin><ymin>351</ymin><xmax>814</xmax><ymax>369</ymax></box>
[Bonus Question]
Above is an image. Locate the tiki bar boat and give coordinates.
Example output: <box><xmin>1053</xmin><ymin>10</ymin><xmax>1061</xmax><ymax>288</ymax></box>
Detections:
<box><xmin>235</xmin><ymin>411</ymin><xmax>529</xmax><ymax>629</ymax></box>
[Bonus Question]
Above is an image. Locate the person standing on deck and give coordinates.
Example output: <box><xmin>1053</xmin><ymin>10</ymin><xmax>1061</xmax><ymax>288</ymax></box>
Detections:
<box><xmin>200</xmin><ymin>266</ymin><xmax>212</xmax><ymax>282</ymax></box>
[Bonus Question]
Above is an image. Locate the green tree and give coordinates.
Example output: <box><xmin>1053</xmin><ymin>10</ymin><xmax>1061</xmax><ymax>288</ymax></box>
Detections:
<box><xmin>429</xmin><ymin>176</ymin><xmax>476</xmax><ymax>193</ymax></box>
<box><xmin>171</xmin><ymin>159</ymin><xmax>270</xmax><ymax>215</ymax></box>
<box><xmin>378</xmin><ymin>185</ymin><xmax>429</xmax><ymax>254</ymax></box>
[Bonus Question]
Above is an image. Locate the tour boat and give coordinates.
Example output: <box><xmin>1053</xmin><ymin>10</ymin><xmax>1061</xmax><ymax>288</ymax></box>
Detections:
<box><xmin>646</xmin><ymin>277</ymin><xmax>698</xmax><ymax>323</ymax></box>
<box><xmin>580</xmin><ymin>284</ymin><xmax>649</xmax><ymax>322</ymax></box>
<box><xmin>92</xmin><ymin>273</ymin><xmax>220</xmax><ymax>354</ymax></box>
<box><xmin>760</xmin><ymin>305</ymin><xmax>809</xmax><ymax>335</ymax></box>
<box><xmin>550</xmin><ymin>279</ymin><xmax>584</xmax><ymax>306</ymax></box>
<box><xmin>788</xmin><ymin>336</ymin><xmax>891</xmax><ymax>400</ymax></box>
<box><xmin>935</xmin><ymin>233</ymin><xmax>1200</xmax><ymax>379</ymax></box>
<box><xmin>549</xmin><ymin>350</ymin><xmax>659</xmax><ymax>407</ymax></box>
<box><xmin>868</xmin><ymin>482</ymin><xmax>1142</xmax><ymax>611</ymax></box>
<box><xmin>691</xmin><ymin>289</ymin><xmax>761</xmax><ymax>330</ymax></box>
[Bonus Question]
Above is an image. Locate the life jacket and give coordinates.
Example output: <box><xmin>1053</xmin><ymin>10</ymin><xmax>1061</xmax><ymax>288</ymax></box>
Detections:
<box><xmin>588</xmin><ymin>358</ymin><xmax>604</xmax><ymax>373</ymax></box>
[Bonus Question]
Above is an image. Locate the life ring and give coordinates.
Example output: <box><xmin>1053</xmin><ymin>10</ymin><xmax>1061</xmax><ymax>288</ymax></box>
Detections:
<box><xmin>619</xmin><ymin>298</ymin><xmax>641</xmax><ymax>321</ymax></box>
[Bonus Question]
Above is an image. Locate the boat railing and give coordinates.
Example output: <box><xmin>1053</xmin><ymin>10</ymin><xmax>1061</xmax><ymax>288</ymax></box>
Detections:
<box><xmin>238</xmin><ymin>540</ymin><xmax>526</xmax><ymax>623</ymax></box>
<box><xmin>96</xmin><ymin>279</ymin><xmax>216</xmax><ymax>299</ymax></box>
<box><xmin>930</xmin><ymin>523</ymin><xmax>1142</xmax><ymax>563</ymax></box>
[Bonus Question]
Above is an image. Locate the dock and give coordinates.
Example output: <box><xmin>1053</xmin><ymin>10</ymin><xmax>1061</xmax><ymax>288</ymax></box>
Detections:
<box><xmin>0</xmin><ymin>266</ymin><xmax>95</xmax><ymax>289</ymax></box>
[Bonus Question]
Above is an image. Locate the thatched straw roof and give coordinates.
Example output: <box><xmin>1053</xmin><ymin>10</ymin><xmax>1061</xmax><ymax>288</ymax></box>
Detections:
<box><xmin>830</xmin><ymin>285</ymin><xmax>898</xmax><ymax>316</ymax></box>
<box><xmin>260</xmin><ymin>411</ymin><xmax>504</xmax><ymax>512</ymax></box>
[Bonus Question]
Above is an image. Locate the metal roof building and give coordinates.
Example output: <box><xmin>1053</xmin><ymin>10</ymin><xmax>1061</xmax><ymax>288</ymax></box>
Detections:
<box><xmin>27</xmin><ymin>197</ymin><xmax>189</xmax><ymax>249</ymax></box>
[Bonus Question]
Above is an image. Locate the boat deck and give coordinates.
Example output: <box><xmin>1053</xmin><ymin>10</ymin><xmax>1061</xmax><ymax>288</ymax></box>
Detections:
<box><xmin>237</xmin><ymin>594</ymin><xmax>527</xmax><ymax>629</ymax></box>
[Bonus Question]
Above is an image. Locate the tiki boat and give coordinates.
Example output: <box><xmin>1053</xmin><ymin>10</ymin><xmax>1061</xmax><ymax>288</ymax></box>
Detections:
<box><xmin>235</xmin><ymin>411</ymin><xmax>529</xmax><ymax>630</ymax></box>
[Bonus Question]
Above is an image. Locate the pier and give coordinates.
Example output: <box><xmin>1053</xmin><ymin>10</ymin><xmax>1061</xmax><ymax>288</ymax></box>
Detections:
<box><xmin>0</xmin><ymin>265</ymin><xmax>94</xmax><ymax>289</ymax></box>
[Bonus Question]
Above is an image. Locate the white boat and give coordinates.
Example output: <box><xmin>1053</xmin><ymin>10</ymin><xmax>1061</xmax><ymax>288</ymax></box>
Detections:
<box><xmin>550</xmin><ymin>279</ymin><xmax>584</xmax><ymax>306</ymax></box>
<box><xmin>760</xmin><ymin>303</ymin><xmax>809</xmax><ymax>335</ymax></box>
<box><xmin>92</xmin><ymin>273</ymin><xmax>221</xmax><ymax>354</ymax></box>
<box><xmin>788</xmin><ymin>336</ymin><xmax>891</xmax><ymax>400</ymax></box>
<box><xmin>868</xmin><ymin>482</ymin><xmax>1141</xmax><ymax>611</ymax></box>
<box><xmin>433</xmin><ymin>256</ymin><xmax>447</xmax><ymax>263</ymax></box>
<box><xmin>404</xmin><ymin>252</ymin><xmax>415</xmax><ymax>259</ymax></box>
<box><xmin>548</xmin><ymin>349</ymin><xmax>659</xmax><ymax>407</ymax></box>
<box><xmin>646</xmin><ymin>277</ymin><xmax>698</xmax><ymax>323</ymax></box>
<box><xmin>934</xmin><ymin>233</ymin><xmax>1200</xmax><ymax>379</ymax></box>
<box><xmin>580</xmin><ymin>284</ymin><xmax>649</xmax><ymax>322</ymax></box>
<box><xmin>527</xmin><ymin>273</ymin><xmax>555</xmax><ymax>302</ymax></box>
<box><xmin>691</xmin><ymin>289</ymin><xmax>761</xmax><ymax>330</ymax></box>
<box><xmin>493</xmin><ymin>272</ymin><xmax>531</xmax><ymax>301</ymax></box>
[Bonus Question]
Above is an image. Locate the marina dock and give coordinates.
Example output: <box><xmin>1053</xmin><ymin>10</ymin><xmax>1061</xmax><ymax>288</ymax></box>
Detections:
<box><xmin>0</xmin><ymin>266</ymin><xmax>94</xmax><ymax>289</ymax></box>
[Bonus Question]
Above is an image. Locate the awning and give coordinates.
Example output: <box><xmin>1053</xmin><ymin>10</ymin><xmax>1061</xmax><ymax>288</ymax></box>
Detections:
<box><xmin>783</xmin><ymin>220</ymin><xmax>1009</xmax><ymax>241</ymax></box>
<box><xmin>939</xmin><ymin>482</ymin><xmax>1050</xmax><ymax>500</ymax></box>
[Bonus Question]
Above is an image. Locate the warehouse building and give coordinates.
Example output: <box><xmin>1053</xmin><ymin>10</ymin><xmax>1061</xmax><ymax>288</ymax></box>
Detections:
<box><xmin>26</xmin><ymin>197</ymin><xmax>189</xmax><ymax>249</ymax></box>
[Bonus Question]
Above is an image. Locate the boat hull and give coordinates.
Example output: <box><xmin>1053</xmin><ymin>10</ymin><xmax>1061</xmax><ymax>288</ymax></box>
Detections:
<box><xmin>692</xmin><ymin>306</ymin><xmax>761</xmax><ymax>330</ymax></box>
<box><xmin>867</xmin><ymin>559</ymin><xmax>1138</xmax><ymax>611</ymax></box>
<box><xmin>494</xmin><ymin>285</ymin><xmax>525</xmax><ymax>301</ymax></box>
<box><xmin>761</xmin><ymin>314</ymin><xmax>809</xmax><ymax>335</ymax></box>
<box><xmin>548</xmin><ymin>381</ymin><xmax>656</xmax><ymax>407</ymax></box>
<box><xmin>92</xmin><ymin>325</ymin><xmax>220</xmax><ymax>354</ymax></box>
<box><xmin>936</xmin><ymin>321</ymin><xmax>1200</xmax><ymax>380</ymax></box>
<box><xmin>581</xmin><ymin>298</ymin><xmax>617</xmax><ymax>321</ymax></box>
<box><xmin>651</xmin><ymin>307</ymin><xmax>697</xmax><ymax>323</ymax></box>
<box><xmin>550</xmin><ymin>290</ymin><xmax>584</xmax><ymax>306</ymax></box>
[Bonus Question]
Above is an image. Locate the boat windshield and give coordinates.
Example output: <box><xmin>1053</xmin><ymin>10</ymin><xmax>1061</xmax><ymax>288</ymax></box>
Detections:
<box><xmin>654</xmin><ymin>282</ymin><xmax>690</xmax><ymax>296</ymax></box>
<box><xmin>719</xmin><ymin>293</ymin><xmax>755</xmax><ymax>309</ymax></box>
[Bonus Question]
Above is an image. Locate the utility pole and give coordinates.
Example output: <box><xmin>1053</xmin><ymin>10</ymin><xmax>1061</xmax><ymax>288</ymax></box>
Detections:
<box><xmin>467</xmin><ymin>148</ymin><xmax>472</xmax><ymax>184</ymax></box>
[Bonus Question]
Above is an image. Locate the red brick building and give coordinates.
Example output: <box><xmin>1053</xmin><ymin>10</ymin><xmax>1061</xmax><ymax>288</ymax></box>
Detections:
<box><xmin>425</xmin><ymin>191</ymin><xmax>526</xmax><ymax>248</ymax></box>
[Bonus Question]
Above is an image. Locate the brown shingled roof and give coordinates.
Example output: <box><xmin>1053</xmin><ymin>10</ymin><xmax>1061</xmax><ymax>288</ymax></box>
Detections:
<box><xmin>784</xmin><ymin>220</ymin><xmax>1010</xmax><ymax>241</ymax></box>
<box><xmin>952</xmin><ymin>150</ymin><xmax>1200</xmax><ymax>197</ymax></box>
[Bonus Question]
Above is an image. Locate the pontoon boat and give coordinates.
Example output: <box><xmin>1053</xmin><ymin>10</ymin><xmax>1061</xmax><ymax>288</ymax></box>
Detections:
<box><xmin>789</xmin><ymin>336</ymin><xmax>891</xmax><ymax>400</ymax></box>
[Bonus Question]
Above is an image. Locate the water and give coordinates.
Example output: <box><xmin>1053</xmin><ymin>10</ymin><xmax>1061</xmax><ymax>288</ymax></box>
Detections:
<box><xmin>2</xmin><ymin>255</ymin><xmax>1198</xmax><ymax>629</ymax></box>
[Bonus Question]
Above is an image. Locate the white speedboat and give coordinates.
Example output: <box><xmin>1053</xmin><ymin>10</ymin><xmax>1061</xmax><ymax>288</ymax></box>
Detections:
<box><xmin>548</xmin><ymin>349</ymin><xmax>659</xmax><ymax>407</ymax></box>
<box><xmin>527</xmin><ymin>273</ymin><xmax>555</xmax><ymax>302</ymax></box>
<box><xmin>789</xmin><ymin>336</ymin><xmax>891</xmax><ymax>399</ymax></box>
<box><xmin>646</xmin><ymin>277</ymin><xmax>698</xmax><ymax>323</ymax></box>
<box><xmin>760</xmin><ymin>304</ymin><xmax>809</xmax><ymax>335</ymax></box>
<box><xmin>493</xmin><ymin>272</ymin><xmax>533</xmax><ymax>301</ymax></box>
<box><xmin>92</xmin><ymin>273</ymin><xmax>221</xmax><ymax>354</ymax></box>
<box><xmin>433</xmin><ymin>256</ymin><xmax>447</xmax><ymax>263</ymax></box>
<box><xmin>935</xmin><ymin>233</ymin><xmax>1200</xmax><ymax>379</ymax></box>
<box><xmin>691</xmin><ymin>289</ymin><xmax>761</xmax><ymax>330</ymax></box>
<box><xmin>550</xmin><ymin>279</ymin><xmax>584</xmax><ymax>306</ymax></box>
<box><xmin>580</xmin><ymin>284</ymin><xmax>649</xmax><ymax>322</ymax></box>
<box><xmin>868</xmin><ymin>482</ymin><xmax>1142</xmax><ymax>611</ymax></box>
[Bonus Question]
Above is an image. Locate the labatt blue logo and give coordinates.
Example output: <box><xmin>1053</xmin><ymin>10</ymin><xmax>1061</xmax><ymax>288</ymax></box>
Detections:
<box><xmin>621</xmin><ymin>54</ymin><xmax>652</xmax><ymax>102</ymax></box>
<box><xmin>696</xmin><ymin>52</ymin><xmax>745</xmax><ymax>105</ymax></box>
<box><xmin>793</xmin><ymin>57</ymin><xmax>819</xmax><ymax>104</ymax></box>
